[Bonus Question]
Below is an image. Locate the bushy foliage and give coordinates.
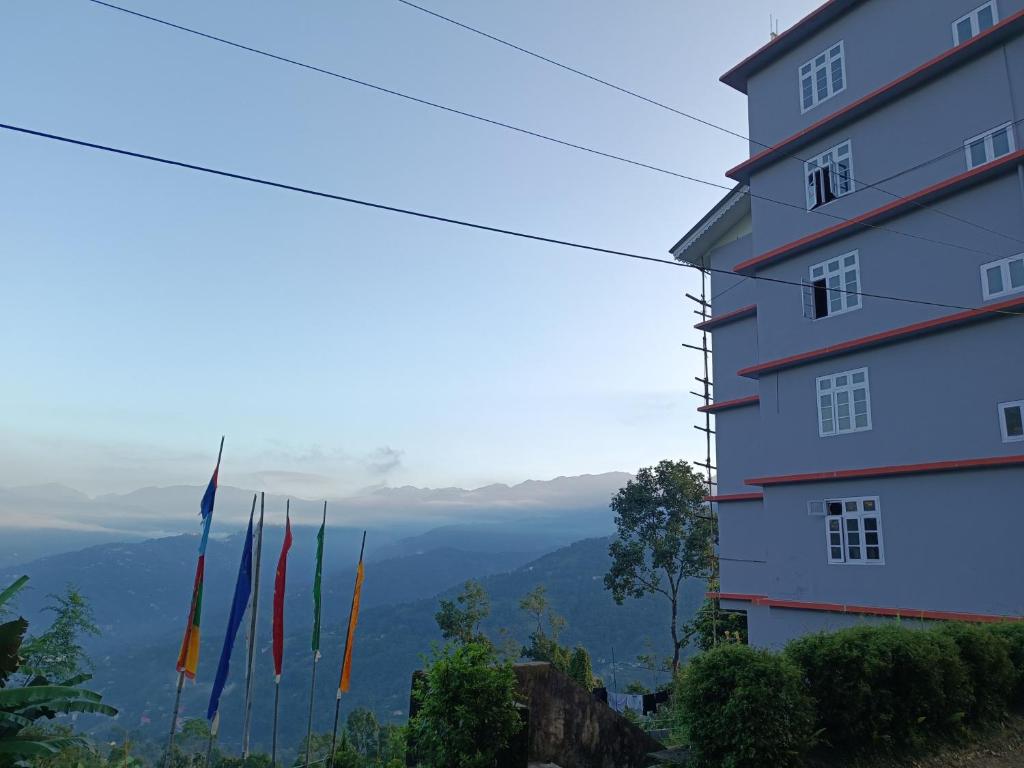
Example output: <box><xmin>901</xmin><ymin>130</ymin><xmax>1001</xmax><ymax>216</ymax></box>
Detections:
<box><xmin>989</xmin><ymin>622</ymin><xmax>1024</xmax><ymax>706</ymax></box>
<box><xmin>19</xmin><ymin>587</ymin><xmax>99</xmax><ymax>684</ymax></box>
<box><xmin>567</xmin><ymin>646</ymin><xmax>596</xmax><ymax>691</ymax></box>
<box><xmin>684</xmin><ymin>599</ymin><xmax>749</xmax><ymax>651</ymax></box>
<box><xmin>676</xmin><ymin>644</ymin><xmax>815</xmax><ymax>768</ymax></box>
<box><xmin>934</xmin><ymin>622</ymin><xmax>1017</xmax><ymax>723</ymax></box>
<box><xmin>785</xmin><ymin>623</ymin><xmax>973</xmax><ymax>751</ymax></box>
<box><xmin>409</xmin><ymin>641</ymin><xmax>522</xmax><ymax>768</ymax></box>
<box><xmin>434</xmin><ymin>581</ymin><xmax>491</xmax><ymax>647</ymax></box>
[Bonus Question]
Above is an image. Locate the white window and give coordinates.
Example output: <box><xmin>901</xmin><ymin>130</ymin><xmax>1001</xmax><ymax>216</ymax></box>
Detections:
<box><xmin>805</xmin><ymin>251</ymin><xmax>861</xmax><ymax>319</ymax></box>
<box><xmin>805</xmin><ymin>141</ymin><xmax>854</xmax><ymax>210</ymax></box>
<box><xmin>817</xmin><ymin>367</ymin><xmax>872</xmax><ymax>437</ymax></box>
<box><xmin>953</xmin><ymin>2</ymin><xmax>999</xmax><ymax>45</ymax></box>
<box><xmin>799</xmin><ymin>42</ymin><xmax>846</xmax><ymax>113</ymax></box>
<box><xmin>964</xmin><ymin>123</ymin><xmax>1016</xmax><ymax>169</ymax></box>
<box><xmin>980</xmin><ymin>253</ymin><xmax>1024</xmax><ymax>300</ymax></box>
<box><xmin>999</xmin><ymin>400</ymin><xmax>1024</xmax><ymax>442</ymax></box>
<box><xmin>825</xmin><ymin>496</ymin><xmax>884</xmax><ymax>564</ymax></box>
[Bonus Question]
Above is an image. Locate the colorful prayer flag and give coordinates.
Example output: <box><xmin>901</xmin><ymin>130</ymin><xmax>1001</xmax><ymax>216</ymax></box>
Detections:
<box><xmin>175</xmin><ymin>438</ymin><xmax>223</xmax><ymax>679</ymax></box>
<box><xmin>311</xmin><ymin>505</ymin><xmax>326</xmax><ymax>659</ymax></box>
<box><xmin>272</xmin><ymin>506</ymin><xmax>293</xmax><ymax>681</ymax></box>
<box><xmin>338</xmin><ymin>534</ymin><xmax>366</xmax><ymax>694</ymax></box>
<box><xmin>207</xmin><ymin>502</ymin><xmax>255</xmax><ymax>721</ymax></box>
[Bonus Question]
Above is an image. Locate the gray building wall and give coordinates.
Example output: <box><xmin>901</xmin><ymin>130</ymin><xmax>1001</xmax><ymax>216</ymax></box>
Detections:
<box><xmin>745</xmin><ymin>0</ymin><xmax>1024</xmax><ymax>148</ymax></box>
<box><xmin>706</xmin><ymin>0</ymin><xmax>1024</xmax><ymax>649</ymax></box>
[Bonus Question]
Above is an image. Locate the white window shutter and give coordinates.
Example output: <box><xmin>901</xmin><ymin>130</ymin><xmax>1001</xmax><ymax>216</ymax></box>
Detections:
<box><xmin>807</xmin><ymin>500</ymin><xmax>826</xmax><ymax>516</ymax></box>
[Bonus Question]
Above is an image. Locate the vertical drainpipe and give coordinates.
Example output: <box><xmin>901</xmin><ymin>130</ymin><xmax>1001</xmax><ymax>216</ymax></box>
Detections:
<box><xmin>1003</xmin><ymin>46</ymin><xmax>1024</xmax><ymax>215</ymax></box>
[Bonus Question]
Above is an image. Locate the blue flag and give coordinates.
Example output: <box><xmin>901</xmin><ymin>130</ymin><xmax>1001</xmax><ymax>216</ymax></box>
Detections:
<box><xmin>207</xmin><ymin>507</ymin><xmax>254</xmax><ymax>721</ymax></box>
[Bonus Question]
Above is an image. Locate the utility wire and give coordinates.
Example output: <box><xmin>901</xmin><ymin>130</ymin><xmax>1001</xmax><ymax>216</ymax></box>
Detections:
<box><xmin>3</xmin><ymin>120</ymin><xmax>1021</xmax><ymax>319</ymax></box>
<box><xmin>82</xmin><ymin>0</ymin><xmax>1020</xmax><ymax>262</ymax></box>
<box><xmin>393</xmin><ymin>0</ymin><xmax>1024</xmax><ymax>247</ymax></box>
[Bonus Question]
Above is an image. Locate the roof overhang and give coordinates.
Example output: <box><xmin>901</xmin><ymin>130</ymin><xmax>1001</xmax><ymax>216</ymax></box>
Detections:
<box><xmin>721</xmin><ymin>0</ymin><xmax>863</xmax><ymax>94</ymax></box>
<box><xmin>669</xmin><ymin>184</ymin><xmax>750</xmax><ymax>267</ymax></box>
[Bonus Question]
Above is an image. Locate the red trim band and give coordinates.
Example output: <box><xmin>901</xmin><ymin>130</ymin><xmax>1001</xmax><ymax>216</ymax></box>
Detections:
<box><xmin>705</xmin><ymin>492</ymin><xmax>764</xmax><ymax>503</ymax></box>
<box><xmin>738</xmin><ymin>294</ymin><xmax>1024</xmax><ymax>378</ymax></box>
<box><xmin>728</xmin><ymin>9</ymin><xmax>1024</xmax><ymax>180</ymax></box>
<box><xmin>746</xmin><ymin>455</ymin><xmax>1024</xmax><ymax>486</ymax></box>
<box><xmin>708</xmin><ymin>592</ymin><xmax>1024</xmax><ymax>623</ymax></box>
<box><xmin>733</xmin><ymin>150</ymin><xmax>1024</xmax><ymax>274</ymax></box>
<box><xmin>699</xmin><ymin>395</ymin><xmax>760</xmax><ymax>414</ymax></box>
<box><xmin>694</xmin><ymin>304</ymin><xmax>757</xmax><ymax>331</ymax></box>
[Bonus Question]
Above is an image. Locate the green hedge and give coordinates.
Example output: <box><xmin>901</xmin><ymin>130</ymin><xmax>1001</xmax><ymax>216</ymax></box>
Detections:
<box><xmin>675</xmin><ymin>621</ymin><xmax>1024</xmax><ymax>766</ymax></box>
<box><xmin>785</xmin><ymin>624</ymin><xmax>973</xmax><ymax>750</ymax></box>
<box><xmin>675</xmin><ymin>644</ymin><xmax>816</xmax><ymax>768</ymax></box>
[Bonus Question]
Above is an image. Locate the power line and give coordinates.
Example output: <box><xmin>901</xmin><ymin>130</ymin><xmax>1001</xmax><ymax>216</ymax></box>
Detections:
<box><xmin>392</xmin><ymin>0</ymin><xmax>1024</xmax><ymax>247</ymax></box>
<box><xmin>2</xmin><ymin>120</ymin><xmax>1021</xmax><ymax>319</ymax></box>
<box><xmin>80</xmin><ymin>0</ymin><xmax>1019</xmax><ymax>262</ymax></box>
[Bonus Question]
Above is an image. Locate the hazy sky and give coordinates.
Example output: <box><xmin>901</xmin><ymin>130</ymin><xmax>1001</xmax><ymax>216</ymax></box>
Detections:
<box><xmin>0</xmin><ymin>0</ymin><xmax>819</xmax><ymax>498</ymax></box>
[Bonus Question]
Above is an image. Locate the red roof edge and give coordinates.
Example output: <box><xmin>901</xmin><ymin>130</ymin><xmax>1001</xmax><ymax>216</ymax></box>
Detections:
<box><xmin>698</xmin><ymin>395</ymin><xmax>760</xmax><ymax>414</ymax></box>
<box><xmin>738</xmin><ymin>294</ymin><xmax>1024</xmax><ymax>378</ymax></box>
<box><xmin>707</xmin><ymin>592</ymin><xmax>1024</xmax><ymax>623</ymax></box>
<box><xmin>727</xmin><ymin>8</ymin><xmax>1024</xmax><ymax>180</ymax></box>
<box><xmin>734</xmin><ymin>149</ymin><xmax>1024</xmax><ymax>274</ymax></box>
<box><xmin>705</xmin><ymin>492</ymin><xmax>764</xmax><ymax>503</ymax></box>
<box><xmin>720</xmin><ymin>0</ymin><xmax>858</xmax><ymax>94</ymax></box>
<box><xmin>746</xmin><ymin>455</ymin><xmax>1024</xmax><ymax>486</ymax></box>
<box><xmin>694</xmin><ymin>304</ymin><xmax>757</xmax><ymax>331</ymax></box>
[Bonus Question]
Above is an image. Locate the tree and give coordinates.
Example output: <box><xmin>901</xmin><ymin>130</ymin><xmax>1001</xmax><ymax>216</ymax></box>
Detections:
<box><xmin>19</xmin><ymin>586</ymin><xmax>99</xmax><ymax>684</ymax></box>
<box><xmin>434</xmin><ymin>581</ymin><xmax>490</xmax><ymax>646</ymax></box>
<box><xmin>604</xmin><ymin>460</ymin><xmax>714</xmax><ymax>671</ymax></box>
<box><xmin>519</xmin><ymin>586</ymin><xmax>570</xmax><ymax>672</ymax></box>
<box><xmin>0</xmin><ymin>576</ymin><xmax>116</xmax><ymax>767</ymax></box>
<box><xmin>409</xmin><ymin>642</ymin><xmax>522</xmax><ymax>768</ymax></box>
<box><xmin>346</xmin><ymin>707</ymin><xmax>379</xmax><ymax>759</ymax></box>
<box><xmin>567</xmin><ymin>646</ymin><xmax>596</xmax><ymax>691</ymax></box>
<box><xmin>683</xmin><ymin>599</ymin><xmax>748</xmax><ymax>651</ymax></box>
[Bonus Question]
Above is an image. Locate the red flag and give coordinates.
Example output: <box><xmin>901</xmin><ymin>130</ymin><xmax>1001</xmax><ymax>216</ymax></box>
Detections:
<box><xmin>272</xmin><ymin>507</ymin><xmax>293</xmax><ymax>681</ymax></box>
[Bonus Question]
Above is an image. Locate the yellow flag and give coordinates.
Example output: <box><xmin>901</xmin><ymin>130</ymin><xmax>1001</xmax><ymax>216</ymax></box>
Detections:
<box><xmin>339</xmin><ymin>561</ymin><xmax>364</xmax><ymax>693</ymax></box>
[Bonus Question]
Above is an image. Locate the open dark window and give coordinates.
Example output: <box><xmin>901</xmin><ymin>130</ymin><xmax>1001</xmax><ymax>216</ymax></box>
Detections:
<box><xmin>812</xmin><ymin>279</ymin><xmax>829</xmax><ymax>318</ymax></box>
<box><xmin>808</xmin><ymin>165</ymin><xmax>836</xmax><ymax>209</ymax></box>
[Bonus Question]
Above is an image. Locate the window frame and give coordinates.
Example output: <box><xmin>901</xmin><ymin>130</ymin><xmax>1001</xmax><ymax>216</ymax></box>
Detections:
<box><xmin>816</xmin><ymin>367</ymin><xmax>872</xmax><ymax>438</ymax></box>
<box><xmin>952</xmin><ymin>2</ymin><xmax>999</xmax><ymax>45</ymax></box>
<box><xmin>979</xmin><ymin>253</ymin><xmax>1024</xmax><ymax>301</ymax></box>
<box><xmin>805</xmin><ymin>140</ymin><xmax>855</xmax><ymax>210</ymax></box>
<box><xmin>825</xmin><ymin>496</ymin><xmax>885</xmax><ymax>565</ymax></box>
<box><xmin>999</xmin><ymin>399</ymin><xmax>1024</xmax><ymax>443</ymax></box>
<box><xmin>799</xmin><ymin>41</ymin><xmax>847</xmax><ymax>114</ymax></box>
<box><xmin>807</xmin><ymin>250</ymin><xmax>862</xmax><ymax>319</ymax></box>
<box><xmin>964</xmin><ymin>122</ymin><xmax>1016</xmax><ymax>170</ymax></box>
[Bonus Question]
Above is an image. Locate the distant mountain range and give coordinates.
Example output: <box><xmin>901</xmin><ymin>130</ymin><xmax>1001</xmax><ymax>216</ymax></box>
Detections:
<box><xmin>0</xmin><ymin>472</ymin><xmax>632</xmax><ymax>566</ymax></box>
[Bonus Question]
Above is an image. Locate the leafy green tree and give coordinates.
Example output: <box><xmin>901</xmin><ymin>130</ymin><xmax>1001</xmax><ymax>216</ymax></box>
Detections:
<box><xmin>434</xmin><ymin>581</ymin><xmax>490</xmax><ymax>646</ymax></box>
<box><xmin>519</xmin><ymin>586</ymin><xmax>570</xmax><ymax>671</ymax></box>
<box><xmin>566</xmin><ymin>646</ymin><xmax>596</xmax><ymax>691</ymax></box>
<box><xmin>604</xmin><ymin>460</ymin><xmax>713</xmax><ymax>671</ymax></box>
<box><xmin>683</xmin><ymin>599</ymin><xmax>748</xmax><ymax>651</ymax></box>
<box><xmin>376</xmin><ymin>724</ymin><xmax>406</xmax><ymax>766</ymax></box>
<box><xmin>0</xmin><ymin>577</ymin><xmax>116</xmax><ymax>766</ymax></box>
<box><xmin>345</xmin><ymin>707</ymin><xmax>379</xmax><ymax>759</ymax></box>
<box><xmin>409</xmin><ymin>642</ymin><xmax>522</xmax><ymax>768</ymax></box>
<box><xmin>19</xmin><ymin>586</ymin><xmax>99</xmax><ymax>684</ymax></box>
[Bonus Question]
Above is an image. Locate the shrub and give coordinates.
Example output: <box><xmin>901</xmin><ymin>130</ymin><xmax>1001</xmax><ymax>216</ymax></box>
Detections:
<box><xmin>785</xmin><ymin>623</ymin><xmax>972</xmax><ymax>751</ymax></box>
<box><xmin>988</xmin><ymin>622</ymin><xmax>1024</xmax><ymax>707</ymax></box>
<box><xmin>936</xmin><ymin>622</ymin><xmax>1016</xmax><ymax>723</ymax></box>
<box><xmin>676</xmin><ymin>643</ymin><xmax>815</xmax><ymax>768</ymax></box>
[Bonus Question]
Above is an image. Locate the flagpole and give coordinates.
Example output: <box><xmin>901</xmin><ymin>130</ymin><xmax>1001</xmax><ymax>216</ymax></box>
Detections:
<box><xmin>242</xmin><ymin>492</ymin><xmax>265</xmax><ymax>757</ymax></box>
<box><xmin>271</xmin><ymin>677</ymin><xmax>281</xmax><ymax>765</ymax></box>
<box><xmin>162</xmin><ymin>671</ymin><xmax>185</xmax><ymax>768</ymax></box>
<box><xmin>202</xmin><ymin>712</ymin><xmax>219</xmax><ymax>768</ymax></box>
<box><xmin>304</xmin><ymin>502</ymin><xmax>327</xmax><ymax>768</ymax></box>
<box><xmin>328</xmin><ymin>531</ymin><xmax>366</xmax><ymax>768</ymax></box>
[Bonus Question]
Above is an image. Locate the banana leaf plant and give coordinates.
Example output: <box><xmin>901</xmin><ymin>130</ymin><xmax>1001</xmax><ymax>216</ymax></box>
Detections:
<box><xmin>0</xmin><ymin>577</ymin><xmax>117</xmax><ymax>766</ymax></box>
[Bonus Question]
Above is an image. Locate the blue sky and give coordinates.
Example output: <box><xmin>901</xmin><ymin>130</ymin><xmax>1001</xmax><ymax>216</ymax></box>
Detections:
<box><xmin>0</xmin><ymin>0</ymin><xmax>818</xmax><ymax>497</ymax></box>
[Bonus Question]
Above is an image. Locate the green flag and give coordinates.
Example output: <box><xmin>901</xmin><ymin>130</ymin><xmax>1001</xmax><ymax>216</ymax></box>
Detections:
<box><xmin>312</xmin><ymin>503</ymin><xmax>326</xmax><ymax>657</ymax></box>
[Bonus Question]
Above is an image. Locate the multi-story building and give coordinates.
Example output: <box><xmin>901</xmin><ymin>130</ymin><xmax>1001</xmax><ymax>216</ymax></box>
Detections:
<box><xmin>672</xmin><ymin>0</ymin><xmax>1024</xmax><ymax>648</ymax></box>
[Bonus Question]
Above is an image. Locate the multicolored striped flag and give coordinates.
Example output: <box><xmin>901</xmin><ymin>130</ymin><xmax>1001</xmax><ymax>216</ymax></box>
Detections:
<box><xmin>175</xmin><ymin>437</ymin><xmax>223</xmax><ymax>679</ymax></box>
<box><xmin>207</xmin><ymin>499</ymin><xmax>255</xmax><ymax>721</ymax></box>
<box><xmin>311</xmin><ymin>506</ymin><xmax>326</xmax><ymax>660</ymax></box>
<box><xmin>272</xmin><ymin>505</ymin><xmax>293</xmax><ymax>681</ymax></box>
<box><xmin>338</xmin><ymin>532</ymin><xmax>366</xmax><ymax>694</ymax></box>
